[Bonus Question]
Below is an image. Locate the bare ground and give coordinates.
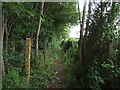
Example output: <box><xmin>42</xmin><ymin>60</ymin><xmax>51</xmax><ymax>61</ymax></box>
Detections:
<box><xmin>48</xmin><ymin>59</ymin><xmax>66</xmax><ymax>88</ymax></box>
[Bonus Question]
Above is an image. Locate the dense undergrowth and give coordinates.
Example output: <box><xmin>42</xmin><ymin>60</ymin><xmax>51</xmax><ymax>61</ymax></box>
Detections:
<box><xmin>2</xmin><ymin>47</ymin><xmax>61</xmax><ymax>88</ymax></box>
<box><xmin>63</xmin><ymin>38</ymin><xmax>120</xmax><ymax>89</ymax></box>
<box><xmin>2</xmin><ymin>38</ymin><xmax>120</xmax><ymax>89</ymax></box>
<box><xmin>1</xmin><ymin>2</ymin><xmax>120</xmax><ymax>89</ymax></box>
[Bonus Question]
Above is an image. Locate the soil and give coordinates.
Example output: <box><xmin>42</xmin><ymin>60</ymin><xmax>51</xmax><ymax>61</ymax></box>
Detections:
<box><xmin>48</xmin><ymin>59</ymin><xmax>66</xmax><ymax>88</ymax></box>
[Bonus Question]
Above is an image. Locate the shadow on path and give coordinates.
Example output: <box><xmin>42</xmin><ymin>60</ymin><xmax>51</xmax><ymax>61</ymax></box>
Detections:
<box><xmin>48</xmin><ymin>58</ymin><xmax>66</xmax><ymax>88</ymax></box>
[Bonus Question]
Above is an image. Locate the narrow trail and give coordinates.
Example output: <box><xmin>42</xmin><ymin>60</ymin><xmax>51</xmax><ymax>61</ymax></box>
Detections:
<box><xmin>48</xmin><ymin>52</ymin><xmax>66</xmax><ymax>88</ymax></box>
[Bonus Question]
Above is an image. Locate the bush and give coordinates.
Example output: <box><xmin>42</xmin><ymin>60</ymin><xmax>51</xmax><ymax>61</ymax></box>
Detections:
<box><xmin>3</xmin><ymin>68</ymin><xmax>30</xmax><ymax>88</ymax></box>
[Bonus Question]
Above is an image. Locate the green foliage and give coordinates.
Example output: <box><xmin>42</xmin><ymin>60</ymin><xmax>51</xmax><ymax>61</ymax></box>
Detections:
<box><xmin>3</xmin><ymin>48</ymin><xmax>58</xmax><ymax>88</ymax></box>
<box><xmin>2</xmin><ymin>1</ymin><xmax>120</xmax><ymax>89</ymax></box>
<box><xmin>30</xmin><ymin>55</ymin><xmax>56</xmax><ymax>88</ymax></box>
<box><xmin>84</xmin><ymin>2</ymin><xmax>120</xmax><ymax>88</ymax></box>
<box><xmin>87</xmin><ymin>66</ymin><xmax>104</xmax><ymax>90</ymax></box>
<box><xmin>62</xmin><ymin>38</ymin><xmax>79</xmax><ymax>87</ymax></box>
<box><xmin>62</xmin><ymin>2</ymin><xmax>120</xmax><ymax>89</ymax></box>
<box><xmin>2</xmin><ymin>2</ymin><xmax>79</xmax><ymax>88</ymax></box>
<box><xmin>3</xmin><ymin>68</ymin><xmax>30</xmax><ymax>88</ymax></box>
<box><xmin>79</xmin><ymin>57</ymin><xmax>120</xmax><ymax>89</ymax></box>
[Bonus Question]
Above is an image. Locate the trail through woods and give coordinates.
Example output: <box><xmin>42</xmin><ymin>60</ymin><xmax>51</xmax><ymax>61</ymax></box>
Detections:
<box><xmin>48</xmin><ymin>52</ymin><xmax>66</xmax><ymax>88</ymax></box>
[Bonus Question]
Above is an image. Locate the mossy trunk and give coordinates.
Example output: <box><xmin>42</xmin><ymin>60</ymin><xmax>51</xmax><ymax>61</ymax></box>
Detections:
<box><xmin>0</xmin><ymin>5</ymin><xmax>5</xmax><ymax>89</ymax></box>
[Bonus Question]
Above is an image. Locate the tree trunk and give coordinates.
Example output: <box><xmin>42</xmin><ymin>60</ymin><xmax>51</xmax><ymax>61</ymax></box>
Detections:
<box><xmin>4</xmin><ymin>16</ymin><xmax>8</xmax><ymax>52</ymax></box>
<box><xmin>108</xmin><ymin>39</ymin><xmax>113</xmax><ymax>58</ymax></box>
<box><xmin>76</xmin><ymin>0</ymin><xmax>86</xmax><ymax>82</ymax></box>
<box><xmin>84</xmin><ymin>0</ymin><xmax>91</xmax><ymax>63</ymax></box>
<box><xmin>35</xmin><ymin>2</ymin><xmax>44</xmax><ymax>58</ymax></box>
<box><xmin>107</xmin><ymin>2</ymin><xmax>115</xmax><ymax>58</ymax></box>
<box><xmin>100</xmin><ymin>0</ymin><xmax>104</xmax><ymax>56</ymax></box>
<box><xmin>11</xmin><ymin>42</ymin><xmax>15</xmax><ymax>52</ymax></box>
<box><xmin>5</xmin><ymin>34</ymin><xmax>8</xmax><ymax>51</ymax></box>
<box><xmin>83</xmin><ymin>0</ymin><xmax>91</xmax><ymax>85</ymax></box>
<box><xmin>78</xmin><ymin>1</ymin><xmax>86</xmax><ymax>62</ymax></box>
<box><xmin>43</xmin><ymin>40</ymin><xmax>47</xmax><ymax>61</ymax></box>
<box><xmin>0</xmin><ymin>5</ymin><xmax>5</xmax><ymax>85</ymax></box>
<box><xmin>4</xmin><ymin>15</ymin><xmax>18</xmax><ymax>53</ymax></box>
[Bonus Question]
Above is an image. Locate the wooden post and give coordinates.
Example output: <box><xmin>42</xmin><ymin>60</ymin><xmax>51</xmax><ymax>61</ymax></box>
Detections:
<box><xmin>25</xmin><ymin>38</ymin><xmax>31</xmax><ymax>83</ymax></box>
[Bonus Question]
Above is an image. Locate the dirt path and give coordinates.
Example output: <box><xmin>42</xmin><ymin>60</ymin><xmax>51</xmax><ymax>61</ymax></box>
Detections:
<box><xmin>48</xmin><ymin>59</ymin><xmax>66</xmax><ymax>88</ymax></box>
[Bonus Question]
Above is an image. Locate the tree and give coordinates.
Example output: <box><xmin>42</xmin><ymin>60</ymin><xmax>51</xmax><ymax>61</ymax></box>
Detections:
<box><xmin>83</xmin><ymin>0</ymin><xmax>92</xmax><ymax>85</ymax></box>
<box><xmin>78</xmin><ymin>0</ymin><xmax>86</xmax><ymax>62</ymax></box>
<box><xmin>0</xmin><ymin>4</ymin><xmax>5</xmax><ymax>81</ymax></box>
<box><xmin>35</xmin><ymin>2</ymin><xmax>44</xmax><ymax>58</ymax></box>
